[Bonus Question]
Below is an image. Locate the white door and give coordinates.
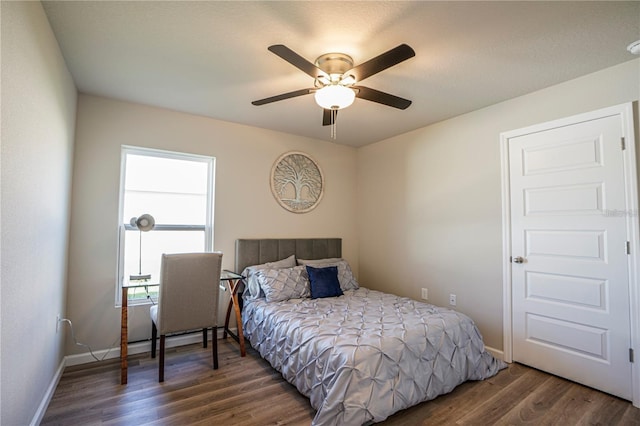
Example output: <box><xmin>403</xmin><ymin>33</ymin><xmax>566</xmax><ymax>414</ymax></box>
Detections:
<box><xmin>508</xmin><ymin>111</ymin><xmax>633</xmax><ymax>400</ymax></box>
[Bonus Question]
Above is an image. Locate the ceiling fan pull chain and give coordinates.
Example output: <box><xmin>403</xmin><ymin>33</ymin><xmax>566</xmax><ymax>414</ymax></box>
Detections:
<box><xmin>331</xmin><ymin>109</ymin><xmax>337</xmax><ymax>140</ymax></box>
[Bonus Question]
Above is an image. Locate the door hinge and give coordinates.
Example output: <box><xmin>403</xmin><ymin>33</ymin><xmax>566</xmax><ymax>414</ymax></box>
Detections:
<box><xmin>622</xmin><ymin>137</ymin><xmax>626</xmax><ymax>150</ymax></box>
<box><xmin>627</xmin><ymin>241</ymin><xmax>631</xmax><ymax>255</ymax></box>
<box><xmin>630</xmin><ymin>348</ymin><xmax>635</xmax><ymax>363</ymax></box>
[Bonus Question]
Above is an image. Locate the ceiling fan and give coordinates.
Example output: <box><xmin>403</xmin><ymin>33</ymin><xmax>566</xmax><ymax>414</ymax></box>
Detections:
<box><xmin>252</xmin><ymin>44</ymin><xmax>416</xmax><ymax>129</ymax></box>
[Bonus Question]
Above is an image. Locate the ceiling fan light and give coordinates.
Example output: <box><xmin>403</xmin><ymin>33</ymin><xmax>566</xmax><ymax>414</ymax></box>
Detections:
<box><xmin>314</xmin><ymin>85</ymin><xmax>356</xmax><ymax>110</ymax></box>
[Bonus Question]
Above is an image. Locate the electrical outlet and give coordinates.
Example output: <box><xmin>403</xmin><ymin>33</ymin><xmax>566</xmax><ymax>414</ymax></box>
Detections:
<box><xmin>449</xmin><ymin>294</ymin><xmax>457</xmax><ymax>306</ymax></box>
<box><xmin>56</xmin><ymin>314</ymin><xmax>60</xmax><ymax>333</ymax></box>
<box><xmin>421</xmin><ymin>288</ymin><xmax>428</xmax><ymax>300</ymax></box>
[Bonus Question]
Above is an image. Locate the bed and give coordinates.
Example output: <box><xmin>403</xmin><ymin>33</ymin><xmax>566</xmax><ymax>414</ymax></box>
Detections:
<box><xmin>235</xmin><ymin>238</ymin><xmax>506</xmax><ymax>425</ymax></box>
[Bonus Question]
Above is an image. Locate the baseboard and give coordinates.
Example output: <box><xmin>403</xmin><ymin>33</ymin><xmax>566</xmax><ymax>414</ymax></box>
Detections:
<box><xmin>31</xmin><ymin>356</ymin><xmax>66</xmax><ymax>426</ymax></box>
<box><xmin>65</xmin><ymin>328</ymin><xmax>230</xmax><ymax>367</ymax></box>
<box><xmin>485</xmin><ymin>346</ymin><xmax>505</xmax><ymax>361</ymax></box>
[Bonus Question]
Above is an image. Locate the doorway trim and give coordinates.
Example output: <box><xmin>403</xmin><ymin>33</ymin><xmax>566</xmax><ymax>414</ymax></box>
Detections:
<box><xmin>500</xmin><ymin>102</ymin><xmax>639</xmax><ymax>408</ymax></box>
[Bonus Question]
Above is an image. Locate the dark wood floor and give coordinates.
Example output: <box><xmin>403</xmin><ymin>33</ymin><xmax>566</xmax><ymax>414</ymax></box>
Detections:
<box><xmin>43</xmin><ymin>339</ymin><xmax>640</xmax><ymax>425</ymax></box>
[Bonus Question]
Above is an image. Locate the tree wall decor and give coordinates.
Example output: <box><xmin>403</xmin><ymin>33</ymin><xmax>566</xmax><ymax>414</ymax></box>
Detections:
<box><xmin>270</xmin><ymin>151</ymin><xmax>324</xmax><ymax>213</ymax></box>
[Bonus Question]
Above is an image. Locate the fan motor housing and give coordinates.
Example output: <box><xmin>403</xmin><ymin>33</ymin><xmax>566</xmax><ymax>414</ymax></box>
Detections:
<box><xmin>315</xmin><ymin>53</ymin><xmax>354</xmax><ymax>76</ymax></box>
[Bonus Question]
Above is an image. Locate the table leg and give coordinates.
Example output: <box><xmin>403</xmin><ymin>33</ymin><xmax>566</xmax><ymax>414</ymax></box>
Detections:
<box><xmin>120</xmin><ymin>286</ymin><xmax>128</xmax><ymax>385</ymax></box>
<box><xmin>223</xmin><ymin>296</ymin><xmax>233</xmax><ymax>339</ymax></box>
<box><xmin>227</xmin><ymin>280</ymin><xmax>246</xmax><ymax>357</ymax></box>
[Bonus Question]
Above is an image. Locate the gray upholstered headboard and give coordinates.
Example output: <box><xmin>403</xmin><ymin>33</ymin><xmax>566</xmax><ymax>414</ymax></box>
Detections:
<box><xmin>235</xmin><ymin>238</ymin><xmax>342</xmax><ymax>273</ymax></box>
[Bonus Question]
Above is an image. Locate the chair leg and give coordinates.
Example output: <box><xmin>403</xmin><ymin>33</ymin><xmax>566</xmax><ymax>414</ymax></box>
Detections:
<box><xmin>212</xmin><ymin>326</ymin><xmax>218</xmax><ymax>370</ymax></box>
<box><xmin>159</xmin><ymin>335</ymin><xmax>165</xmax><ymax>382</ymax></box>
<box><xmin>202</xmin><ymin>327</ymin><xmax>208</xmax><ymax>348</ymax></box>
<box><xmin>151</xmin><ymin>322</ymin><xmax>157</xmax><ymax>358</ymax></box>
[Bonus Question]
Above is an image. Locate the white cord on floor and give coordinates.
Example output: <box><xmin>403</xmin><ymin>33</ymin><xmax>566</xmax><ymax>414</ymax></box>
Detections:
<box><xmin>59</xmin><ymin>318</ymin><xmax>120</xmax><ymax>362</ymax></box>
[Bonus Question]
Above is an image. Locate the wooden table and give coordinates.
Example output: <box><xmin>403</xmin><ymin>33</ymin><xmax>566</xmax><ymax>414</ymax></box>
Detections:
<box><xmin>220</xmin><ymin>270</ymin><xmax>246</xmax><ymax>357</ymax></box>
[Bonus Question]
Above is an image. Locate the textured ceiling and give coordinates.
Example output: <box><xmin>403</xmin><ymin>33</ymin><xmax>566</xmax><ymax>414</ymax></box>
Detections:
<box><xmin>42</xmin><ymin>1</ymin><xmax>640</xmax><ymax>147</ymax></box>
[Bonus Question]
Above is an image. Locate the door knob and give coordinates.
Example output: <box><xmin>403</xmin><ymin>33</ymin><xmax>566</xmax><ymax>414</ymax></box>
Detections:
<box><xmin>513</xmin><ymin>256</ymin><xmax>525</xmax><ymax>264</ymax></box>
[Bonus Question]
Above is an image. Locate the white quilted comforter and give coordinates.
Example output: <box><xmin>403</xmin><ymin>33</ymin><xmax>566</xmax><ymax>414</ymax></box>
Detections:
<box><xmin>243</xmin><ymin>287</ymin><xmax>506</xmax><ymax>425</ymax></box>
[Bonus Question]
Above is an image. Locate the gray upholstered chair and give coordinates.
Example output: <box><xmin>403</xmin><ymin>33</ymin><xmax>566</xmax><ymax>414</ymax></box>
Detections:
<box><xmin>150</xmin><ymin>252</ymin><xmax>223</xmax><ymax>382</ymax></box>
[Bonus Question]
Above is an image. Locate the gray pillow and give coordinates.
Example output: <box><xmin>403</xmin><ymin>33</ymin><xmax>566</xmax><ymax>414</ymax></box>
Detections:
<box><xmin>256</xmin><ymin>265</ymin><xmax>310</xmax><ymax>302</ymax></box>
<box><xmin>297</xmin><ymin>258</ymin><xmax>359</xmax><ymax>291</ymax></box>
<box><xmin>242</xmin><ymin>254</ymin><xmax>296</xmax><ymax>299</ymax></box>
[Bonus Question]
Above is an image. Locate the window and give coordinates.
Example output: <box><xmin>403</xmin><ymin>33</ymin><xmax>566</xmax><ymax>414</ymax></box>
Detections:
<box><xmin>117</xmin><ymin>146</ymin><xmax>215</xmax><ymax>304</ymax></box>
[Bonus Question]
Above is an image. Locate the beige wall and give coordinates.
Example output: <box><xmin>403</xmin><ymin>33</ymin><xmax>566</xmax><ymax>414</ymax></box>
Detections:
<box><xmin>357</xmin><ymin>59</ymin><xmax>640</xmax><ymax>351</ymax></box>
<box><xmin>66</xmin><ymin>94</ymin><xmax>358</xmax><ymax>353</ymax></box>
<box><xmin>0</xmin><ymin>2</ymin><xmax>77</xmax><ymax>424</ymax></box>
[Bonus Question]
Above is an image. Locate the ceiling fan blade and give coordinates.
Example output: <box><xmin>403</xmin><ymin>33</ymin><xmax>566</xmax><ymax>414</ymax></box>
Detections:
<box><xmin>354</xmin><ymin>86</ymin><xmax>412</xmax><ymax>110</ymax></box>
<box><xmin>346</xmin><ymin>44</ymin><xmax>415</xmax><ymax>83</ymax></box>
<box><xmin>322</xmin><ymin>109</ymin><xmax>338</xmax><ymax>126</ymax></box>
<box><xmin>251</xmin><ymin>88</ymin><xmax>314</xmax><ymax>106</ymax></box>
<box><xmin>268</xmin><ymin>45</ymin><xmax>328</xmax><ymax>80</ymax></box>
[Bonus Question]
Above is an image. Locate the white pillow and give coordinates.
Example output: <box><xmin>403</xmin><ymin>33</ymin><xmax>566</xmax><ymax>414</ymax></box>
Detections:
<box><xmin>256</xmin><ymin>266</ymin><xmax>310</xmax><ymax>302</ymax></box>
<box><xmin>297</xmin><ymin>258</ymin><xmax>359</xmax><ymax>291</ymax></box>
<box><xmin>242</xmin><ymin>254</ymin><xmax>296</xmax><ymax>299</ymax></box>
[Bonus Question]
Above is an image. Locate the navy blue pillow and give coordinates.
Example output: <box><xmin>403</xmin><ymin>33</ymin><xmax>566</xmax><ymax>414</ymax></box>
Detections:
<box><xmin>306</xmin><ymin>265</ymin><xmax>343</xmax><ymax>299</ymax></box>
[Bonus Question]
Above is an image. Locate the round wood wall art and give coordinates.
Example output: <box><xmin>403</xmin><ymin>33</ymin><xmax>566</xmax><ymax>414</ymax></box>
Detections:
<box><xmin>271</xmin><ymin>151</ymin><xmax>324</xmax><ymax>213</ymax></box>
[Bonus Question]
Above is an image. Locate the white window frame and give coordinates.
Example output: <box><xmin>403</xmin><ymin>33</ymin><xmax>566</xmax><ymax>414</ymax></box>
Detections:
<box><xmin>115</xmin><ymin>145</ymin><xmax>215</xmax><ymax>306</ymax></box>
